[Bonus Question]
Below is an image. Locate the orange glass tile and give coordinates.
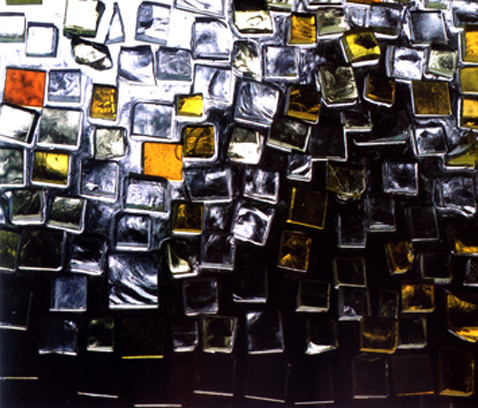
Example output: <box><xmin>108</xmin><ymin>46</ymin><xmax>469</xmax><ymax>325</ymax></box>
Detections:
<box><xmin>3</xmin><ymin>68</ymin><xmax>46</xmax><ymax>108</ymax></box>
<box><xmin>90</xmin><ymin>85</ymin><xmax>118</xmax><ymax>121</ymax></box>
<box><xmin>143</xmin><ymin>142</ymin><xmax>183</xmax><ymax>181</ymax></box>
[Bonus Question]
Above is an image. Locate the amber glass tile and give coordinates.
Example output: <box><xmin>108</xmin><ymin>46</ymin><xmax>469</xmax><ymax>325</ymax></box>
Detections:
<box><xmin>401</xmin><ymin>283</ymin><xmax>435</xmax><ymax>313</ymax></box>
<box><xmin>439</xmin><ymin>348</ymin><xmax>474</xmax><ymax>396</ymax></box>
<box><xmin>32</xmin><ymin>151</ymin><xmax>69</xmax><ymax>186</ymax></box>
<box><xmin>446</xmin><ymin>292</ymin><xmax>478</xmax><ymax>342</ymax></box>
<box><xmin>365</xmin><ymin>75</ymin><xmax>396</xmax><ymax>106</ymax></box>
<box><xmin>460</xmin><ymin>67</ymin><xmax>478</xmax><ymax>94</ymax></box>
<box><xmin>360</xmin><ymin>317</ymin><xmax>398</xmax><ymax>354</ymax></box>
<box><xmin>463</xmin><ymin>25</ymin><xmax>478</xmax><ymax>63</ymax></box>
<box><xmin>286</xmin><ymin>85</ymin><xmax>321</xmax><ymax>122</ymax></box>
<box><xmin>287</xmin><ymin>187</ymin><xmax>328</xmax><ymax>230</ymax></box>
<box><xmin>3</xmin><ymin>68</ymin><xmax>46</xmax><ymax>108</ymax></box>
<box><xmin>176</xmin><ymin>94</ymin><xmax>203</xmax><ymax>117</ymax></box>
<box><xmin>182</xmin><ymin>125</ymin><xmax>215</xmax><ymax>159</ymax></box>
<box><xmin>143</xmin><ymin>142</ymin><xmax>183</xmax><ymax>181</ymax></box>
<box><xmin>342</xmin><ymin>29</ymin><xmax>381</xmax><ymax>64</ymax></box>
<box><xmin>278</xmin><ymin>230</ymin><xmax>312</xmax><ymax>272</ymax></box>
<box><xmin>412</xmin><ymin>81</ymin><xmax>451</xmax><ymax>116</ymax></box>
<box><xmin>289</xmin><ymin>14</ymin><xmax>316</xmax><ymax>45</ymax></box>
<box><xmin>451</xmin><ymin>224</ymin><xmax>478</xmax><ymax>255</ymax></box>
<box><xmin>90</xmin><ymin>85</ymin><xmax>118</xmax><ymax>120</ymax></box>
<box><xmin>461</xmin><ymin>97</ymin><xmax>478</xmax><ymax>129</ymax></box>
<box><xmin>385</xmin><ymin>241</ymin><xmax>414</xmax><ymax>274</ymax></box>
<box><xmin>172</xmin><ymin>201</ymin><xmax>203</xmax><ymax>234</ymax></box>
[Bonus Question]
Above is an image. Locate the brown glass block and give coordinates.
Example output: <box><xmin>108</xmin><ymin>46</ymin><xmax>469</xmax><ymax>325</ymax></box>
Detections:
<box><xmin>461</xmin><ymin>97</ymin><xmax>478</xmax><ymax>129</ymax></box>
<box><xmin>31</xmin><ymin>151</ymin><xmax>70</xmax><ymax>186</ymax></box>
<box><xmin>176</xmin><ymin>94</ymin><xmax>203</xmax><ymax>117</ymax></box>
<box><xmin>412</xmin><ymin>81</ymin><xmax>451</xmax><ymax>116</ymax></box>
<box><xmin>360</xmin><ymin>317</ymin><xmax>398</xmax><ymax>354</ymax></box>
<box><xmin>446</xmin><ymin>292</ymin><xmax>478</xmax><ymax>342</ymax></box>
<box><xmin>364</xmin><ymin>75</ymin><xmax>396</xmax><ymax>106</ymax></box>
<box><xmin>286</xmin><ymin>85</ymin><xmax>321</xmax><ymax>123</ymax></box>
<box><xmin>182</xmin><ymin>125</ymin><xmax>215</xmax><ymax>159</ymax></box>
<box><xmin>463</xmin><ymin>25</ymin><xmax>478</xmax><ymax>63</ymax></box>
<box><xmin>391</xmin><ymin>354</ymin><xmax>434</xmax><ymax>396</ymax></box>
<box><xmin>401</xmin><ymin>283</ymin><xmax>435</xmax><ymax>313</ymax></box>
<box><xmin>287</xmin><ymin>187</ymin><xmax>328</xmax><ymax>230</ymax></box>
<box><xmin>172</xmin><ymin>201</ymin><xmax>203</xmax><ymax>234</ymax></box>
<box><xmin>89</xmin><ymin>85</ymin><xmax>118</xmax><ymax>121</ymax></box>
<box><xmin>3</xmin><ymin>68</ymin><xmax>46</xmax><ymax>108</ymax></box>
<box><xmin>289</xmin><ymin>13</ymin><xmax>316</xmax><ymax>45</ymax></box>
<box><xmin>278</xmin><ymin>230</ymin><xmax>312</xmax><ymax>272</ymax></box>
<box><xmin>385</xmin><ymin>241</ymin><xmax>414</xmax><ymax>274</ymax></box>
<box><xmin>326</xmin><ymin>162</ymin><xmax>367</xmax><ymax>201</ymax></box>
<box><xmin>450</xmin><ymin>224</ymin><xmax>478</xmax><ymax>255</ymax></box>
<box><xmin>143</xmin><ymin>142</ymin><xmax>183</xmax><ymax>181</ymax></box>
<box><xmin>439</xmin><ymin>348</ymin><xmax>474</xmax><ymax>396</ymax></box>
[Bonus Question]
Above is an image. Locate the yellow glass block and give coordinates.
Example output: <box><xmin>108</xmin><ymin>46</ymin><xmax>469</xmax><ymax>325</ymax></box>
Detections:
<box><xmin>365</xmin><ymin>75</ymin><xmax>396</xmax><ymax>106</ymax></box>
<box><xmin>401</xmin><ymin>283</ymin><xmax>435</xmax><ymax>313</ymax></box>
<box><xmin>32</xmin><ymin>151</ymin><xmax>69</xmax><ymax>186</ymax></box>
<box><xmin>0</xmin><ymin>229</ymin><xmax>20</xmax><ymax>272</ymax></box>
<box><xmin>143</xmin><ymin>142</ymin><xmax>183</xmax><ymax>181</ymax></box>
<box><xmin>460</xmin><ymin>67</ymin><xmax>478</xmax><ymax>94</ymax></box>
<box><xmin>182</xmin><ymin>125</ymin><xmax>215</xmax><ymax>159</ymax></box>
<box><xmin>360</xmin><ymin>317</ymin><xmax>398</xmax><ymax>354</ymax></box>
<box><xmin>286</xmin><ymin>85</ymin><xmax>321</xmax><ymax>122</ymax></box>
<box><xmin>445</xmin><ymin>132</ymin><xmax>478</xmax><ymax>168</ymax></box>
<box><xmin>447</xmin><ymin>292</ymin><xmax>478</xmax><ymax>342</ymax></box>
<box><xmin>452</xmin><ymin>224</ymin><xmax>478</xmax><ymax>255</ymax></box>
<box><xmin>342</xmin><ymin>29</ymin><xmax>381</xmax><ymax>64</ymax></box>
<box><xmin>90</xmin><ymin>85</ymin><xmax>118</xmax><ymax>121</ymax></box>
<box><xmin>463</xmin><ymin>25</ymin><xmax>478</xmax><ymax>63</ymax></box>
<box><xmin>385</xmin><ymin>241</ymin><xmax>414</xmax><ymax>274</ymax></box>
<box><xmin>412</xmin><ymin>81</ymin><xmax>451</xmax><ymax>116</ymax></box>
<box><xmin>461</xmin><ymin>97</ymin><xmax>478</xmax><ymax>129</ymax></box>
<box><xmin>278</xmin><ymin>230</ymin><xmax>312</xmax><ymax>272</ymax></box>
<box><xmin>287</xmin><ymin>187</ymin><xmax>328</xmax><ymax>230</ymax></box>
<box><xmin>172</xmin><ymin>202</ymin><xmax>203</xmax><ymax>234</ymax></box>
<box><xmin>439</xmin><ymin>348</ymin><xmax>475</xmax><ymax>397</ymax></box>
<box><xmin>289</xmin><ymin>14</ymin><xmax>316</xmax><ymax>45</ymax></box>
<box><xmin>176</xmin><ymin>94</ymin><xmax>203</xmax><ymax>117</ymax></box>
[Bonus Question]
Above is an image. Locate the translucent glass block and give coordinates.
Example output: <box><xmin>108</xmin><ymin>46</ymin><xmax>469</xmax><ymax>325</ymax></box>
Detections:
<box><xmin>460</xmin><ymin>67</ymin><xmax>478</xmax><ymax>94</ymax></box>
<box><xmin>94</xmin><ymin>127</ymin><xmax>125</xmax><ymax>159</ymax></box>
<box><xmin>445</xmin><ymin>132</ymin><xmax>478</xmax><ymax>169</ymax></box>
<box><xmin>410</xmin><ymin>11</ymin><xmax>446</xmax><ymax>44</ymax></box>
<box><xmin>296</xmin><ymin>280</ymin><xmax>330</xmax><ymax>312</ymax></box>
<box><xmin>391</xmin><ymin>354</ymin><xmax>434</xmax><ymax>396</ymax></box>
<box><xmin>337</xmin><ymin>211</ymin><xmax>367</xmax><ymax>249</ymax></box>
<box><xmin>135</xmin><ymin>1</ymin><xmax>170</xmax><ymax>44</ymax></box>
<box><xmin>50</xmin><ymin>275</ymin><xmax>87</xmax><ymax>312</ymax></box>
<box><xmin>366</xmin><ymin>194</ymin><xmax>396</xmax><ymax>232</ymax></box>
<box><xmin>47</xmin><ymin>196</ymin><xmax>86</xmax><ymax>234</ymax></box>
<box><xmin>182</xmin><ymin>125</ymin><xmax>216</xmax><ymax>160</ymax></box>
<box><xmin>87</xmin><ymin>317</ymin><xmax>114</xmax><ymax>352</ymax></box>
<box><xmin>246</xmin><ymin>311</ymin><xmax>284</xmax><ymax>354</ymax></box>
<box><xmin>287</xmin><ymin>152</ymin><xmax>313</xmax><ymax>182</ymax></box>
<box><xmin>245</xmin><ymin>356</ymin><xmax>288</xmax><ymax>403</ymax></box>
<box><xmin>0</xmin><ymin>13</ymin><xmax>25</xmax><ymax>42</ymax></box>
<box><xmin>115</xmin><ymin>214</ymin><xmax>151</xmax><ymax>251</ymax></box>
<box><xmin>192</xmin><ymin>18</ymin><xmax>231</xmax><ymax>59</ymax></box>
<box><xmin>268</xmin><ymin>117</ymin><xmax>310</xmax><ymax>152</ymax></box>
<box><xmin>342</xmin><ymin>29</ymin><xmax>381</xmax><ymax>65</ymax></box>
<box><xmin>243</xmin><ymin>168</ymin><xmax>279</xmax><ymax>204</ymax></box>
<box><xmin>419</xmin><ymin>252</ymin><xmax>452</xmax><ymax>284</ymax></box>
<box><xmin>200</xmin><ymin>232</ymin><xmax>235</xmax><ymax>270</ymax></box>
<box><xmin>333</xmin><ymin>256</ymin><xmax>366</xmax><ymax>288</ymax></box>
<box><xmin>105</xmin><ymin>2</ymin><xmax>124</xmax><ymax>44</ymax></box>
<box><xmin>165</xmin><ymin>238</ymin><xmax>199</xmax><ymax>279</ymax></box>
<box><xmin>183</xmin><ymin>278</ymin><xmax>218</xmax><ymax>315</ymax></box>
<box><xmin>48</xmin><ymin>69</ymin><xmax>81</xmax><ymax>103</ymax></box>
<box><xmin>434</xmin><ymin>176</ymin><xmax>477</xmax><ymax>217</ymax></box>
<box><xmin>320</xmin><ymin>65</ymin><xmax>358</xmax><ymax>106</ymax></box>
<box><xmin>175</xmin><ymin>0</ymin><xmax>224</xmax><ymax>17</ymax></box>
<box><xmin>460</xmin><ymin>97</ymin><xmax>478</xmax><ymax>129</ymax></box>
<box><xmin>18</xmin><ymin>230</ymin><xmax>64</xmax><ymax>272</ymax></box>
<box><xmin>26</xmin><ymin>23</ymin><xmax>57</xmax><ymax>57</ymax></box>
<box><xmin>172</xmin><ymin>318</ymin><xmax>198</xmax><ymax>352</ymax></box>
<box><xmin>38</xmin><ymin>108</ymin><xmax>82</xmax><ymax>151</ymax></box>
<box><xmin>426</xmin><ymin>48</ymin><xmax>457</xmax><ymax>79</ymax></box>
<box><xmin>439</xmin><ymin>348</ymin><xmax>474</xmax><ymax>397</ymax></box>
<box><xmin>89</xmin><ymin>85</ymin><xmax>117</xmax><ymax>120</ymax></box>
<box><xmin>232</xmin><ymin>265</ymin><xmax>268</xmax><ymax>303</ymax></box>
<box><xmin>39</xmin><ymin>317</ymin><xmax>78</xmax><ymax>356</ymax></box>
<box><xmin>184</xmin><ymin>167</ymin><xmax>232</xmax><ymax>203</ymax></box>
<box><xmin>63</xmin><ymin>0</ymin><xmax>102</xmax><ymax>37</ymax></box>
<box><xmin>462</xmin><ymin>25</ymin><xmax>478</xmax><ymax>63</ymax></box>
<box><xmin>286</xmin><ymin>84</ymin><xmax>321</xmax><ymax>123</ymax></box>
<box><xmin>132</xmin><ymin>103</ymin><xmax>173</xmax><ymax>140</ymax></box>
<box><xmin>194</xmin><ymin>355</ymin><xmax>235</xmax><ymax>397</ymax></box>
<box><xmin>278</xmin><ymin>230</ymin><xmax>312</xmax><ymax>272</ymax></box>
<box><xmin>9</xmin><ymin>189</ymin><xmax>44</xmax><ymax>225</ymax></box>
<box><xmin>172</xmin><ymin>201</ymin><xmax>203</xmax><ymax>235</ymax></box>
<box><xmin>401</xmin><ymin>283</ymin><xmax>435</xmax><ymax>313</ymax></box>
<box><xmin>360</xmin><ymin>317</ymin><xmax>398</xmax><ymax>354</ymax></box>
<box><xmin>70</xmin><ymin>234</ymin><xmax>106</xmax><ymax>276</ymax></box>
<box><xmin>338</xmin><ymin>287</ymin><xmax>370</xmax><ymax>321</ymax></box>
<box><xmin>446</xmin><ymin>292</ymin><xmax>478</xmax><ymax>342</ymax></box>
<box><xmin>156</xmin><ymin>47</ymin><xmax>192</xmax><ymax>81</ymax></box>
<box><xmin>412</xmin><ymin>81</ymin><xmax>451</xmax><ymax>117</ymax></box>
<box><xmin>353</xmin><ymin>355</ymin><xmax>389</xmax><ymax>398</ymax></box>
<box><xmin>0</xmin><ymin>288</ymin><xmax>32</xmax><ymax>330</ymax></box>
<box><xmin>0</xmin><ymin>104</ymin><xmax>37</xmax><ymax>146</ymax></box>
<box><xmin>369</xmin><ymin>4</ymin><xmax>402</xmax><ymax>38</ymax></box>
<box><xmin>72</xmin><ymin>38</ymin><xmax>113</xmax><ymax>71</ymax></box>
<box><xmin>413</xmin><ymin>126</ymin><xmax>447</xmax><ymax>157</ymax></box>
<box><xmin>80</xmin><ymin>160</ymin><xmax>119</xmax><ymax>201</ymax></box>
<box><xmin>232</xmin><ymin>202</ymin><xmax>274</xmax><ymax>246</ymax></box>
<box><xmin>289</xmin><ymin>13</ymin><xmax>316</xmax><ymax>45</ymax></box>
<box><xmin>0</xmin><ymin>229</ymin><xmax>20</xmax><ymax>273</ymax></box>
<box><xmin>227</xmin><ymin>126</ymin><xmax>263</xmax><ymax>164</ymax></box>
<box><xmin>204</xmin><ymin>203</ymin><xmax>233</xmax><ymax>231</ymax></box>
<box><xmin>234</xmin><ymin>80</ymin><xmax>280</xmax><ymax>126</ymax></box>
<box><xmin>232</xmin><ymin>41</ymin><xmax>261</xmax><ymax>78</ymax></box>
<box><xmin>398</xmin><ymin>317</ymin><xmax>427</xmax><ymax>349</ymax></box>
<box><xmin>387</xmin><ymin>46</ymin><xmax>423</xmax><ymax>81</ymax></box>
<box><xmin>383</xmin><ymin>162</ymin><xmax>418</xmax><ymax>196</ymax></box>
<box><xmin>201</xmin><ymin>315</ymin><xmax>238</xmax><ymax>353</ymax></box>
<box><xmin>317</xmin><ymin>7</ymin><xmax>348</xmax><ymax>35</ymax></box>
<box><xmin>118</xmin><ymin>46</ymin><xmax>155</xmax><ymax>85</ymax></box>
<box><xmin>193</xmin><ymin>65</ymin><xmax>233</xmax><ymax>103</ymax></box>
<box><xmin>287</xmin><ymin>187</ymin><xmax>328</xmax><ymax>230</ymax></box>
<box><xmin>289</xmin><ymin>361</ymin><xmax>334</xmax><ymax>404</ymax></box>
<box><xmin>464</xmin><ymin>258</ymin><xmax>478</xmax><ymax>286</ymax></box>
<box><xmin>379</xmin><ymin>289</ymin><xmax>399</xmax><ymax>319</ymax></box>
<box><xmin>326</xmin><ymin>162</ymin><xmax>366</xmax><ymax>201</ymax></box>
<box><xmin>0</xmin><ymin>148</ymin><xmax>24</xmax><ymax>187</ymax></box>
<box><xmin>405</xmin><ymin>206</ymin><xmax>439</xmax><ymax>242</ymax></box>
<box><xmin>176</xmin><ymin>94</ymin><xmax>203</xmax><ymax>118</ymax></box>
<box><xmin>119</xmin><ymin>316</ymin><xmax>164</xmax><ymax>359</ymax></box>
<box><xmin>304</xmin><ymin>318</ymin><xmax>338</xmax><ymax>354</ymax></box>
<box><xmin>451</xmin><ymin>224</ymin><xmax>478</xmax><ymax>256</ymax></box>
<box><xmin>364</xmin><ymin>75</ymin><xmax>395</xmax><ymax>107</ymax></box>
<box><xmin>233</xmin><ymin>7</ymin><xmax>273</xmax><ymax>35</ymax></box>
<box><xmin>143</xmin><ymin>142</ymin><xmax>183</xmax><ymax>181</ymax></box>
<box><xmin>108</xmin><ymin>253</ymin><xmax>158</xmax><ymax>309</ymax></box>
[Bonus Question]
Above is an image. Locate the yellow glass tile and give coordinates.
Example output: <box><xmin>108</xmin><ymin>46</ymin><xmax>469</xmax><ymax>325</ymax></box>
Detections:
<box><xmin>461</xmin><ymin>97</ymin><xmax>478</xmax><ymax>129</ymax></box>
<box><xmin>439</xmin><ymin>348</ymin><xmax>475</xmax><ymax>396</ymax></box>
<box><xmin>401</xmin><ymin>283</ymin><xmax>435</xmax><ymax>313</ymax></box>
<box><xmin>412</xmin><ymin>81</ymin><xmax>451</xmax><ymax>116</ymax></box>
<box><xmin>0</xmin><ymin>230</ymin><xmax>20</xmax><ymax>271</ymax></box>
<box><xmin>278</xmin><ymin>230</ymin><xmax>312</xmax><ymax>272</ymax></box>
<box><xmin>286</xmin><ymin>85</ymin><xmax>321</xmax><ymax>122</ymax></box>
<box><xmin>289</xmin><ymin>14</ymin><xmax>316</xmax><ymax>45</ymax></box>
<box><xmin>452</xmin><ymin>224</ymin><xmax>478</xmax><ymax>255</ymax></box>
<box><xmin>176</xmin><ymin>94</ymin><xmax>203</xmax><ymax>117</ymax></box>
<box><xmin>143</xmin><ymin>142</ymin><xmax>183</xmax><ymax>181</ymax></box>
<box><xmin>90</xmin><ymin>85</ymin><xmax>118</xmax><ymax>121</ymax></box>
<box><xmin>385</xmin><ymin>241</ymin><xmax>414</xmax><ymax>274</ymax></box>
<box><xmin>365</xmin><ymin>75</ymin><xmax>396</xmax><ymax>106</ymax></box>
<box><xmin>445</xmin><ymin>131</ymin><xmax>478</xmax><ymax>168</ymax></box>
<box><xmin>32</xmin><ymin>151</ymin><xmax>69</xmax><ymax>186</ymax></box>
<box><xmin>360</xmin><ymin>317</ymin><xmax>398</xmax><ymax>354</ymax></box>
<box><xmin>287</xmin><ymin>187</ymin><xmax>328</xmax><ymax>230</ymax></box>
<box><xmin>342</xmin><ymin>29</ymin><xmax>381</xmax><ymax>64</ymax></box>
<box><xmin>172</xmin><ymin>201</ymin><xmax>203</xmax><ymax>234</ymax></box>
<box><xmin>463</xmin><ymin>25</ymin><xmax>478</xmax><ymax>63</ymax></box>
<box><xmin>446</xmin><ymin>292</ymin><xmax>478</xmax><ymax>342</ymax></box>
<box><xmin>182</xmin><ymin>125</ymin><xmax>215</xmax><ymax>159</ymax></box>
<box><xmin>460</xmin><ymin>67</ymin><xmax>478</xmax><ymax>94</ymax></box>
